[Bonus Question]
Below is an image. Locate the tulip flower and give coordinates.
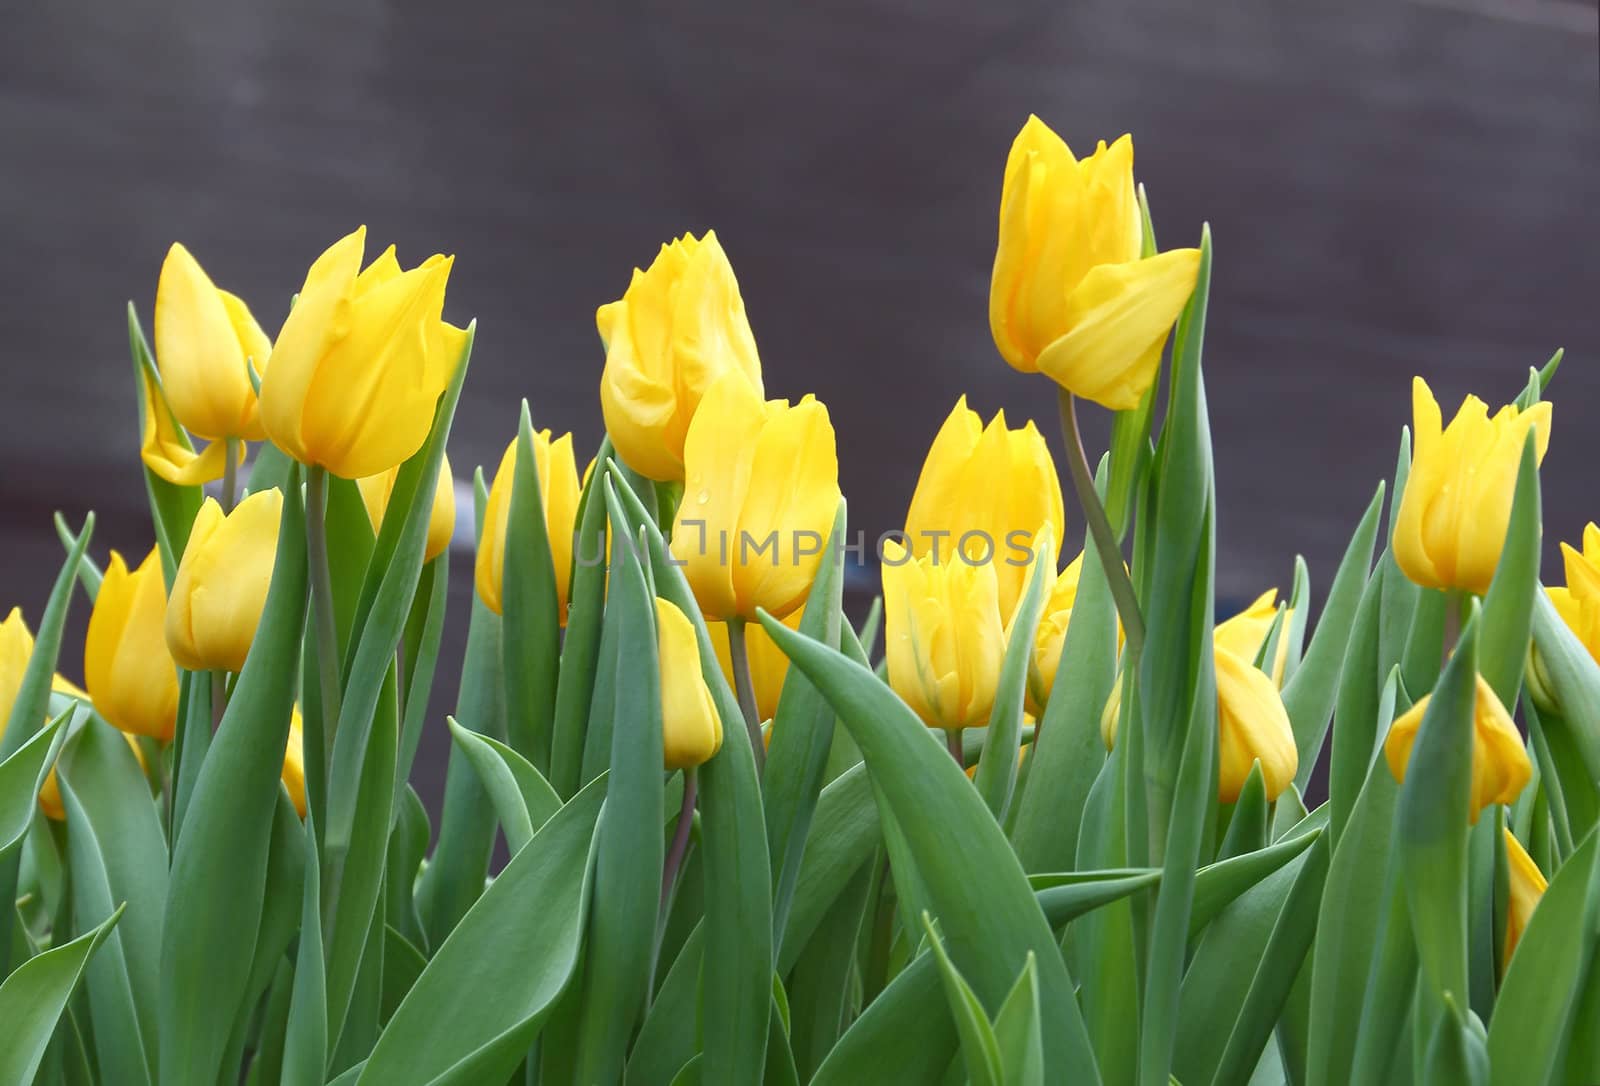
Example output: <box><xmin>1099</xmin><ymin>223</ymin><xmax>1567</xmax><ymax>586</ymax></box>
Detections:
<box><xmin>164</xmin><ymin>491</ymin><xmax>282</xmax><ymax>674</ymax></box>
<box><xmin>1</xmin><ymin>607</ymin><xmax>29</xmax><ymax>728</ymax></box>
<box><xmin>1214</xmin><ymin>589</ymin><xmax>1293</xmax><ymax>687</ymax></box>
<box><xmin>709</xmin><ymin>610</ymin><xmax>800</xmax><ymax>726</ymax></box>
<box><xmin>1383</xmin><ymin>674</ymin><xmax>1531</xmax><ymax>822</ymax></box>
<box><xmin>1502</xmin><ymin>828</ymin><xmax>1546</xmax><ymax>967</ymax></box>
<box><xmin>881</xmin><ymin>538</ymin><xmax>1005</xmax><ymax>731</ymax></box>
<box><xmin>597</xmin><ymin>231</ymin><xmax>764</xmax><ymax>481</ymax></box>
<box><xmin>139</xmin><ymin>365</ymin><xmax>227</xmax><ymax>486</ymax></box>
<box><xmin>260</xmin><ymin>227</ymin><xmax>469</xmax><ymax>480</ymax></box>
<box><xmin>656</xmin><ymin>598</ymin><xmax>723</xmax><ymax>770</ymax></box>
<box><xmin>283</xmin><ymin>708</ymin><xmax>307</xmax><ymax>817</ymax></box>
<box><xmin>669</xmin><ymin>371</ymin><xmax>840</xmax><ymax>623</ymax></box>
<box><xmin>358</xmin><ymin>453</ymin><xmax>457</xmax><ymax>563</ymax></box>
<box><xmin>989</xmin><ymin>115</ymin><xmax>1202</xmax><ymax>410</ymax></box>
<box><xmin>1547</xmin><ymin>522</ymin><xmax>1600</xmax><ymax>664</ymax></box>
<box><xmin>1392</xmin><ymin>377</ymin><xmax>1552</xmax><ymax>595</ymax></box>
<box><xmin>153</xmin><ymin>242</ymin><xmax>273</xmax><ymax>442</ymax></box>
<box><xmin>904</xmin><ymin>397</ymin><xmax>1064</xmax><ymax>621</ymax></box>
<box><xmin>38</xmin><ymin>730</ymin><xmax>148</xmax><ymax>822</ymax></box>
<box><xmin>86</xmin><ymin>547</ymin><xmax>180</xmax><ymax>740</ymax></box>
<box><xmin>475</xmin><ymin>431</ymin><xmax>582</xmax><ymax>623</ymax></box>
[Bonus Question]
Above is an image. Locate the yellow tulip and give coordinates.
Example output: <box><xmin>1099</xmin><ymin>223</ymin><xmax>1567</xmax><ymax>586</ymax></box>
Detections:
<box><xmin>656</xmin><ymin>598</ymin><xmax>723</xmax><ymax>770</ymax></box>
<box><xmin>260</xmin><ymin>227</ymin><xmax>469</xmax><ymax>480</ymax></box>
<box><xmin>597</xmin><ymin>231</ymin><xmax>764</xmax><ymax>481</ymax></box>
<box><xmin>881</xmin><ymin>538</ymin><xmax>1005</xmax><ymax>731</ymax></box>
<box><xmin>283</xmin><ymin>708</ymin><xmax>308</xmax><ymax>817</ymax></box>
<box><xmin>475</xmin><ymin>431</ymin><xmax>582</xmax><ymax>624</ymax></box>
<box><xmin>709</xmin><ymin>610</ymin><xmax>800</xmax><ymax>725</ymax></box>
<box><xmin>1547</xmin><ymin>522</ymin><xmax>1600</xmax><ymax>665</ymax></box>
<box><xmin>153</xmin><ymin>242</ymin><xmax>273</xmax><ymax>442</ymax></box>
<box><xmin>1383</xmin><ymin>674</ymin><xmax>1531</xmax><ymax>822</ymax></box>
<box><xmin>86</xmin><ymin>547</ymin><xmax>179</xmax><ymax>740</ymax></box>
<box><xmin>989</xmin><ymin>115</ymin><xmax>1202</xmax><ymax>410</ymax></box>
<box><xmin>904</xmin><ymin>397</ymin><xmax>1064</xmax><ymax>621</ymax></box>
<box><xmin>1392</xmin><ymin>377</ymin><xmax>1552</xmax><ymax>595</ymax></box>
<box><xmin>358</xmin><ymin>453</ymin><xmax>457</xmax><ymax>563</ymax></box>
<box><xmin>669</xmin><ymin>371</ymin><xmax>840</xmax><ymax>623</ymax></box>
<box><xmin>38</xmin><ymin>731</ymin><xmax>148</xmax><ymax>822</ymax></box>
<box><xmin>1030</xmin><ymin>553</ymin><xmax>1083</xmax><ymax>709</ymax></box>
<box><xmin>165</xmin><ymin>491</ymin><xmax>282</xmax><ymax>673</ymax></box>
<box><xmin>139</xmin><ymin>364</ymin><xmax>226</xmax><ymax>486</ymax></box>
<box><xmin>1502</xmin><ymin>828</ymin><xmax>1546</xmax><ymax>967</ymax></box>
<box><xmin>1214</xmin><ymin>589</ymin><xmax>1294</xmax><ymax>687</ymax></box>
<box><xmin>1</xmin><ymin>607</ymin><xmax>30</xmax><ymax>728</ymax></box>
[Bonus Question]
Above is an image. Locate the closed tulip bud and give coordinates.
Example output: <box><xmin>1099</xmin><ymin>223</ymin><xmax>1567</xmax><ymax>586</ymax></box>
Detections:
<box><xmin>882</xmin><ymin>538</ymin><xmax>1005</xmax><ymax>731</ymax></box>
<box><xmin>2</xmin><ymin>608</ymin><xmax>34</xmax><ymax>737</ymax></box>
<box><xmin>1546</xmin><ymin>522</ymin><xmax>1600</xmax><ymax>666</ymax></box>
<box><xmin>597</xmin><ymin>231</ymin><xmax>764</xmax><ymax>481</ymax></box>
<box><xmin>709</xmin><ymin>610</ymin><xmax>800</xmax><ymax>725</ymax></box>
<box><xmin>1214</xmin><ymin>589</ymin><xmax>1293</xmax><ymax>687</ymax></box>
<box><xmin>1393</xmin><ymin>377</ymin><xmax>1552</xmax><ymax>596</ymax></box>
<box><xmin>153</xmin><ymin>243</ymin><xmax>273</xmax><ymax>442</ymax></box>
<box><xmin>670</xmin><ymin>371</ymin><xmax>840</xmax><ymax>622</ymax></box>
<box><xmin>139</xmin><ymin>364</ymin><xmax>227</xmax><ymax>486</ymax></box>
<box><xmin>358</xmin><ymin>453</ymin><xmax>457</xmax><ymax>563</ymax></box>
<box><xmin>905</xmin><ymin>397</ymin><xmax>1064</xmax><ymax>621</ymax></box>
<box><xmin>260</xmin><ymin>227</ymin><xmax>469</xmax><ymax>480</ymax></box>
<box><xmin>282</xmin><ymin>708</ymin><xmax>307</xmax><ymax>817</ymax></box>
<box><xmin>1501</xmin><ymin>828</ymin><xmax>1546</xmax><ymax>967</ymax></box>
<box><xmin>656</xmin><ymin>598</ymin><xmax>722</xmax><ymax>770</ymax></box>
<box><xmin>87</xmin><ymin>547</ymin><xmax>179</xmax><ymax>740</ymax></box>
<box><xmin>989</xmin><ymin>115</ymin><xmax>1202</xmax><ymax>410</ymax></box>
<box><xmin>165</xmin><ymin>490</ymin><xmax>282</xmax><ymax>674</ymax></box>
<box><xmin>476</xmin><ymin>431</ymin><xmax>582</xmax><ymax>624</ymax></box>
<box><xmin>39</xmin><ymin>731</ymin><xmax>147</xmax><ymax>822</ymax></box>
<box><xmin>1383</xmin><ymin>674</ymin><xmax>1532</xmax><ymax>822</ymax></box>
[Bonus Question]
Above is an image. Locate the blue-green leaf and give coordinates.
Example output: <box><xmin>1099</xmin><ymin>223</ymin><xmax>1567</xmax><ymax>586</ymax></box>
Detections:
<box><xmin>0</xmin><ymin>905</ymin><xmax>123</xmax><ymax>1085</ymax></box>
<box><xmin>445</xmin><ymin>715</ymin><xmax>561</xmax><ymax>854</ymax></box>
<box><xmin>502</xmin><ymin>400</ymin><xmax>562</xmax><ymax>772</ymax></box>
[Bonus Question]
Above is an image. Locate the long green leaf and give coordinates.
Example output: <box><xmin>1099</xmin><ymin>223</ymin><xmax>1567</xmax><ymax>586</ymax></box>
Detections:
<box><xmin>549</xmin><ymin>437</ymin><xmax>614</xmax><ymax>799</ymax></box>
<box><xmin>809</xmin><ymin>952</ymin><xmax>954</xmax><ymax>1086</ymax></box>
<box><xmin>625</xmin><ymin>923</ymin><xmax>705</xmax><ymax>1086</ymax></box>
<box><xmin>777</xmin><ymin>761</ymin><xmax>880</xmax><ymax>973</ymax></box>
<box><xmin>974</xmin><ymin>533</ymin><xmax>1051</xmax><ymax>822</ymax></box>
<box><xmin>0</xmin><ymin>905</ymin><xmax>123</xmax><ymax>1085</ymax></box>
<box><xmin>1478</xmin><ymin>436</ymin><xmax>1541</xmax><ymax>707</ymax></box>
<box><xmin>1530</xmin><ymin>593</ymin><xmax>1600</xmax><ymax>785</ymax></box>
<box><xmin>925</xmin><ymin>914</ymin><xmax>1003</xmax><ymax>1086</ymax></box>
<box><xmin>0</xmin><ymin>712</ymin><xmax>70</xmax><ymax>861</ymax></box>
<box><xmin>502</xmin><ymin>400</ymin><xmax>561</xmax><ymax>772</ymax></box>
<box><xmin>445</xmin><ymin>715</ymin><xmax>561</xmax><ymax>854</ymax></box>
<box><xmin>282</xmin><ymin>814</ymin><xmax>327</xmax><ymax>1086</ymax></box>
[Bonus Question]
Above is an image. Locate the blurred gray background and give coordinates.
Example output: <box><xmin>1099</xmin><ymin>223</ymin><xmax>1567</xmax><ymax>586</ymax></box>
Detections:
<box><xmin>3</xmin><ymin>0</ymin><xmax>1596</xmax><ymax>805</ymax></box>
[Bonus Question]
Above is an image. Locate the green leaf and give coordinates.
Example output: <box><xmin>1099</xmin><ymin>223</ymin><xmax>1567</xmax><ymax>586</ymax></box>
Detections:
<box><xmin>760</xmin><ymin>614</ymin><xmax>1101</xmax><ymax>1082</ymax></box>
<box><xmin>1477</xmin><ymin>435</ymin><xmax>1541</xmax><ymax>707</ymax></box>
<box><xmin>624</xmin><ymin>923</ymin><xmax>704</xmax><ymax>1086</ymax></box>
<box><xmin>384</xmin><ymin>785</ymin><xmax>430</xmax><ymax>950</ymax></box>
<box><xmin>1218</xmin><ymin>763</ymin><xmax>1268</xmax><ymax>861</ymax></box>
<box><xmin>974</xmin><ymin>534</ymin><xmax>1051</xmax><ymax>822</ymax></box>
<box><xmin>1190</xmin><ymin>822</ymin><xmax>1324</xmax><ymax>938</ymax></box>
<box><xmin>1</xmin><ymin>515</ymin><xmax>92</xmax><ymax>764</ymax></box>
<box><xmin>1033</xmin><ymin>868</ymin><xmax>1160</xmax><ymax>927</ymax></box>
<box><xmin>0</xmin><ymin>905</ymin><xmax>123</xmax><ymax>1085</ymax></box>
<box><xmin>777</xmin><ymin>761</ymin><xmax>880</xmax><ymax>973</ymax></box>
<box><xmin>1423</xmin><ymin>994</ymin><xmax>1488</xmax><ymax>1086</ymax></box>
<box><xmin>993</xmin><ymin>953</ymin><xmax>1045</xmax><ymax>1086</ymax></box>
<box><xmin>502</xmin><ymin>400</ymin><xmax>562</xmax><ymax>772</ymax></box>
<box><xmin>809</xmin><ymin>952</ymin><xmax>955</xmax><ymax>1086</ymax></box>
<box><xmin>168</xmin><ymin>669</ymin><xmax>212</xmax><ymax>846</ymax></box>
<box><xmin>159</xmin><ymin>466</ymin><xmax>307</xmax><ymax>1086</ymax></box>
<box><xmin>397</xmin><ymin>553</ymin><xmax>450</xmax><ymax>791</ymax></box>
<box><xmin>282</xmin><ymin>814</ymin><xmax>327</xmax><ymax>1086</ymax></box>
<box><xmin>1103</xmin><ymin>183</ymin><xmax>1163</xmax><ymax>538</ymax></box>
<box><xmin>359</xmin><ymin>775</ymin><xmax>605</xmax><ymax>1085</ymax></box>
<box><xmin>1327</xmin><ymin>579</ymin><xmax>1385</xmax><ymax>846</ymax></box>
<box><xmin>126</xmin><ymin>305</ymin><xmax>200</xmax><ymax>583</ymax></box>
<box><xmin>1529</xmin><ymin>593</ymin><xmax>1600</xmax><ymax>785</ymax></box>
<box><xmin>925</xmin><ymin>913</ymin><xmax>1003</xmax><ymax>1086</ymax></box>
<box><xmin>0</xmin><ymin>712</ymin><xmax>70</xmax><ymax>861</ymax></box>
<box><xmin>52</xmin><ymin>512</ymin><xmax>102</xmax><ymax>601</ymax></box>
<box><xmin>379</xmin><ymin>926</ymin><xmax>427</xmax><ymax>1026</ymax></box>
<box><xmin>1279</xmin><ymin>555</ymin><xmax>1312</xmax><ymax>686</ymax></box>
<box><xmin>786</xmin><ymin>864</ymin><xmax>873</xmax><ymax>1080</ymax></box>
<box><xmin>445</xmin><ymin>715</ymin><xmax>561</xmax><ymax>854</ymax></box>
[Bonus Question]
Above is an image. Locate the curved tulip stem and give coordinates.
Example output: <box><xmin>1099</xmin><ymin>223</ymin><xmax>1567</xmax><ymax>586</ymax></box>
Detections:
<box><xmin>660</xmin><ymin>767</ymin><xmax>698</xmax><ymax>911</ymax></box>
<box><xmin>945</xmin><ymin>729</ymin><xmax>964</xmax><ymax>767</ymax></box>
<box><xmin>221</xmin><ymin>437</ymin><xmax>241</xmax><ymax>512</ymax></box>
<box><xmin>726</xmin><ymin>617</ymin><xmax>766</xmax><ymax>778</ymax></box>
<box><xmin>1057</xmin><ymin>389</ymin><xmax>1146</xmax><ymax>663</ymax></box>
<box><xmin>306</xmin><ymin>466</ymin><xmax>342</xmax><ymax>768</ymax></box>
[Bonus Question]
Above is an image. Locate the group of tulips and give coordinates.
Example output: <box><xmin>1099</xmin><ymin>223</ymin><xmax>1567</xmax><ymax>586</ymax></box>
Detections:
<box><xmin>0</xmin><ymin>112</ymin><xmax>1596</xmax><ymax>1086</ymax></box>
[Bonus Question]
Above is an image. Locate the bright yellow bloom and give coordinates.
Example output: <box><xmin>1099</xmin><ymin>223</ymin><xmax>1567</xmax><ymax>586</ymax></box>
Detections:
<box><xmin>153</xmin><ymin>242</ymin><xmax>273</xmax><ymax>442</ymax></box>
<box><xmin>475</xmin><ymin>431</ymin><xmax>582</xmax><ymax>624</ymax></box>
<box><xmin>1393</xmin><ymin>377</ymin><xmax>1552</xmax><ymax>595</ymax></box>
<box><xmin>358</xmin><ymin>453</ymin><xmax>457</xmax><ymax>563</ymax></box>
<box><xmin>1502</xmin><ymin>828</ymin><xmax>1546</xmax><ymax>967</ymax></box>
<box><xmin>86</xmin><ymin>547</ymin><xmax>179</xmax><ymax>740</ymax></box>
<box><xmin>670</xmin><ymin>371</ymin><xmax>840</xmax><ymax>623</ymax></box>
<box><xmin>656</xmin><ymin>598</ymin><xmax>723</xmax><ymax>770</ymax></box>
<box><xmin>904</xmin><ymin>397</ymin><xmax>1063</xmax><ymax>621</ymax></box>
<box><xmin>597</xmin><ymin>231</ymin><xmax>764</xmax><ymax>481</ymax></box>
<box><xmin>709</xmin><ymin>610</ymin><xmax>801</xmax><ymax>725</ymax></box>
<box><xmin>283</xmin><ymin>708</ymin><xmax>307</xmax><ymax>817</ymax></box>
<box><xmin>164</xmin><ymin>491</ymin><xmax>282</xmax><ymax>673</ymax></box>
<box><xmin>989</xmin><ymin>115</ymin><xmax>1201</xmax><ymax>410</ymax></box>
<box><xmin>139</xmin><ymin>364</ymin><xmax>226</xmax><ymax>486</ymax></box>
<box><xmin>1384</xmin><ymin>674</ymin><xmax>1532</xmax><ymax>822</ymax></box>
<box><xmin>38</xmin><ymin>730</ymin><xmax>148</xmax><ymax>822</ymax></box>
<box><xmin>1</xmin><ymin>608</ymin><xmax>30</xmax><ymax>730</ymax></box>
<box><xmin>260</xmin><ymin>227</ymin><xmax>469</xmax><ymax>480</ymax></box>
<box><xmin>882</xmin><ymin>538</ymin><xmax>1005</xmax><ymax>731</ymax></box>
<box><xmin>1214</xmin><ymin>589</ymin><xmax>1294</xmax><ymax>687</ymax></box>
<box><xmin>1547</xmin><ymin>522</ymin><xmax>1600</xmax><ymax>664</ymax></box>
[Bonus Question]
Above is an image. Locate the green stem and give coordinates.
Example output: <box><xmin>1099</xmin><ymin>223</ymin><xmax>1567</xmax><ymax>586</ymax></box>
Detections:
<box><xmin>945</xmin><ymin>728</ymin><xmax>964</xmax><ymax>768</ymax></box>
<box><xmin>1058</xmin><ymin>389</ymin><xmax>1146</xmax><ymax>662</ymax></box>
<box><xmin>726</xmin><ymin>617</ymin><xmax>766</xmax><ymax>778</ymax></box>
<box><xmin>306</xmin><ymin>466</ymin><xmax>342</xmax><ymax>774</ymax></box>
<box><xmin>221</xmin><ymin>436</ymin><xmax>241</xmax><ymax>511</ymax></box>
<box><xmin>660</xmin><ymin>768</ymin><xmax>698</xmax><ymax>912</ymax></box>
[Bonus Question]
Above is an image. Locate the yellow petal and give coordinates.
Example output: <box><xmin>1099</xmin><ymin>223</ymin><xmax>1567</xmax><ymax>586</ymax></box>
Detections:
<box><xmin>1214</xmin><ymin>590</ymin><xmax>1280</xmax><ymax>663</ymax></box>
<box><xmin>656</xmin><ymin>598</ymin><xmax>722</xmax><ymax>770</ymax></box>
<box><xmin>1384</xmin><ymin>675</ymin><xmax>1531</xmax><ymax>821</ymax></box>
<box><xmin>87</xmin><ymin>547</ymin><xmax>179</xmax><ymax>740</ymax></box>
<box><xmin>283</xmin><ymin>709</ymin><xmax>308</xmax><ymax>817</ymax></box>
<box><xmin>139</xmin><ymin>365</ymin><xmax>228</xmax><ymax>486</ymax></box>
<box><xmin>1502</xmin><ymin>828</ymin><xmax>1546</xmax><ymax>967</ymax></box>
<box><xmin>1215</xmin><ymin>647</ymin><xmax>1298</xmax><ymax>802</ymax></box>
<box><xmin>1</xmin><ymin>607</ymin><xmax>34</xmax><ymax>726</ymax></box>
<box><xmin>358</xmin><ymin>453</ymin><xmax>457</xmax><ymax>563</ymax></box>
<box><xmin>474</xmin><ymin>440</ymin><xmax>517</xmax><ymax>616</ymax></box>
<box><xmin>154</xmin><ymin>243</ymin><xmax>262</xmax><ymax>441</ymax></box>
<box><xmin>165</xmin><ymin>490</ymin><xmax>283</xmax><ymax>673</ymax></box>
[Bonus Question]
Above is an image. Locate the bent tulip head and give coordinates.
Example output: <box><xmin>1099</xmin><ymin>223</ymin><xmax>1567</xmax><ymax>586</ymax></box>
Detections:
<box><xmin>139</xmin><ymin>365</ymin><xmax>226</xmax><ymax>486</ymax></box>
<box><xmin>1393</xmin><ymin>377</ymin><xmax>1552</xmax><ymax>596</ymax></box>
<box><xmin>165</xmin><ymin>490</ymin><xmax>283</xmax><ymax>674</ymax></box>
<box><xmin>87</xmin><ymin>547</ymin><xmax>179</xmax><ymax>740</ymax></box>
<box><xmin>656</xmin><ymin>598</ymin><xmax>723</xmax><ymax>770</ymax></box>
<box><xmin>475</xmin><ymin>430</ymin><xmax>582</xmax><ymax>624</ymax></box>
<box><xmin>1383</xmin><ymin>674</ymin><xmax>1532</xmax><ymax>822</ymax></box>
<box><xmin>260</xmin><ymin>227</ymin><xmax>469</xmax><ymax>480</ymax></box>
<box><xmin>358</xmin><ymin>452</ymin><xmax>457</xmax><ymax>563</ymax></box>
<box><xmin>598</xmin><ymin>231</ymin><xmax>763</xmax><ymax>482</ymax></box>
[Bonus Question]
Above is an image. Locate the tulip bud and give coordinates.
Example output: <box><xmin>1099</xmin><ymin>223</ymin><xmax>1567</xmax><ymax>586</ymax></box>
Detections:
<box><xmin>905</xmin><ymin>397</ymin><xmax>1064</xmax><ymax>622</ymax></box>
<box><xmin>709</xmin><ymin>610</ymin><xmax>799</xmax><ymax>726</ymax></box>
<box><xmin>882</xmin><ymin>539</ymin><xmax>1005</xmax><ymax>731</ymax></box>
<box><xmin>1030</xmin><ymin>556</ymin><xmax>1084</xmax><ymax>710</ymax></box>
<box><xmin>38</xmin><ymin>731</ymin><xmax>147</xmax><ymax>822</ymax></box>
<box><xmin>2</xmin><ymin>607</ymin><xmax>33</xmax><ymax>729</ymax></box>
<box><xmin>475</xmin><ymin>431</ymin><xmax>582</xmax><ymax>624</ymax></box>
<box><xmin>86</xmin><ymin>547</ymin><xmax>180</xmax><ymax>740</ymax></box>
<box><xmin>165</xmin><ymin>490</ymin><xmax>283</xmax><ymax>674</ymax></box>
<box><xmin>260</xmin><ymin>227</ymin><xmax>469</xmax><ymax>480</ymax></box>
<box><xmin>989</xmin><ymin>115</ymin><xmax>1201</xmax><ymax>410</ymax></box>
<box><xmin>597</xmin><ymin>231</ymin><xmax>764</xmax><ymax>482</ymax></box>
<box><xmin>283</xmin><ymin>708</ymin><xmax>307</xmax><ymax>817</ymax></box>
<box><xmin>153</xmin><ymin>243</ymin><xmax>273</xmax><ymax>442</ymax></box>
<box><xmin>1501</xmin><ymin>828</ymin><xmax>1546</xmax><ymax>968</ymax></box>
<box><xmin>656</xmin><ymin>598</ymin><xmax>722</xmax><ymax>770</ymax></box>
<box><xmin>1393</xmin><ymin>377</ymin><xmax>1551</xmax><ymax>596</ymax></box>
<box><xmin>1546</xmin><ymin>522</ymin><xmax>1600</xmax><ymax>667</ymax></box>
<box><xmin>669</xmin><ymin>371</ymin><xmax>840</xmax><ymax>623</ymax></box>
<box><xmin>358</xmin><ymin>453</ymin><xmax>457</xmax><ymax>563</ymax></box>
<box><xmin>1383</xmin><ymin>674</ymin><xmax>1532</xmax><ymax>822</ymax></box>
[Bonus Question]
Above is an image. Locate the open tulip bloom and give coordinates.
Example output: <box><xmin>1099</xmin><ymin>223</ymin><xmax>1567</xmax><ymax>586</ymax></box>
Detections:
<box><xmin>0</xmin><ymin>119</ymin><xmax>1594</xmax><ymax>1086</ymax></box>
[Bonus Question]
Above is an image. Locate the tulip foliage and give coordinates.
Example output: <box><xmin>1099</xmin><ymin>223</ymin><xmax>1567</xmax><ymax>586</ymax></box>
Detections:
<box><xmin>2</xmin><ymin>117</ymin><xmax>1599</xmax><ymax>1086</ymax></box>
